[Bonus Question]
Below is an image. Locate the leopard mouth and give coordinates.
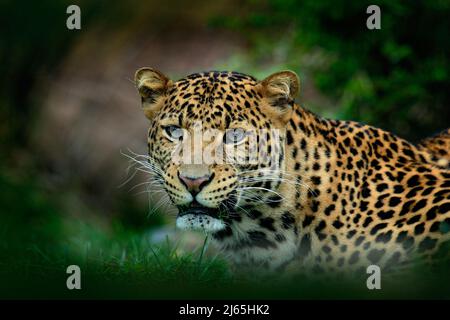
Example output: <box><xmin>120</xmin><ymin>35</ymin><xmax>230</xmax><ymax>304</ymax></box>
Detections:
<box><xmin>177</xmin><ymin>200</ymin><xmax>220</xmax><ymax>219</ymax></box>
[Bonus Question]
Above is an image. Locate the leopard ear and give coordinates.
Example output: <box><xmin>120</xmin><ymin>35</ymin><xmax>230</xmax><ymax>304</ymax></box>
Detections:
<box><xmin>259</xmin><ymin>70</ymin><xmax>299</xmax><ymax>123</ymax></box>
<box><xmin>135</xmin><ymin>67</ymin><xmax>172</xmax><ymax>120</ymax></box>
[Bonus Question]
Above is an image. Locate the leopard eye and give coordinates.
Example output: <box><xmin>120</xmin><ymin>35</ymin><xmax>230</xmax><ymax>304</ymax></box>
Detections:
<box><xmin>224</xmin><ymin>128</ymin><xmax>246</xmax><ymax>145</ymax></box>
<box><xmin>163</xmin><ymin>125</ymin><xmax>184</xmax><ymax>141</ymax></box>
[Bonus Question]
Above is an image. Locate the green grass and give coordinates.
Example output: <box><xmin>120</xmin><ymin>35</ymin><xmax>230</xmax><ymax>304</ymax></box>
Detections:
<box><xmin>1</xmin><ymin>171</ymin><xmax>450</xmax><ymax>299</ymax></box>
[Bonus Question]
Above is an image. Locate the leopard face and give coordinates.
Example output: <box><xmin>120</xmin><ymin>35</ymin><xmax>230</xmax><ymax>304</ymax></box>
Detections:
<box><xmin>135</xmin><ymin>68</ymin><xmax>298</xmax><ymax>233</ymax></box>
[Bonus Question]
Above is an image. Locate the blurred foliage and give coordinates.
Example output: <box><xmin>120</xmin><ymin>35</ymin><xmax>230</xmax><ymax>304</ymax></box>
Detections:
<box><xmin>212</xmin><ymin>0</ymin><xmax>450</xmax><ymax>141</ymax></box>
<box><xmin>0</xmin><ymin>0</ymin><xmax>163</xmax><ymax>227</ymax></box>
<box><xmin>0</xmin><ymin>171</ymin><xmax>227</xmax><ymax>299</ymax></box>
<box><xmin>0</xmin><ymin>172</ymin><xmax>62</xmax><ymax>255</ymax></box>
<box><xmin>0</xmin><ymin>1</ymin><xmax>170</xmax><ymax>291</ymax></box>
<box><xmin>1</xmin><ymin>0</ymin><xmax>69</xmax><ymax>154</ymax></box>
<box><xmin>0</xmin><ymin>0</ymin><xmax>135</xmax><ymax>158</ymax></box>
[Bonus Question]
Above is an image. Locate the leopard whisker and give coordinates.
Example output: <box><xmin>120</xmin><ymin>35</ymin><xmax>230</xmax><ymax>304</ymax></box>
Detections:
<box><xmin>235</xmin><ymin>186</ymin><xmax>286</xmax><ymax>200</ymax></box>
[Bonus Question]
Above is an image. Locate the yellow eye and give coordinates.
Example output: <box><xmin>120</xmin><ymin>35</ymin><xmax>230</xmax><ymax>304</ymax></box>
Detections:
<box><xmin>224</xmin><ymin>128</ymin><xmax>246</xmax><ymax>144</ymax></box>
<box><xmin>163</xmin><ymin>125</ymin><xmax>184</xmax><ymax>141</ymax></box>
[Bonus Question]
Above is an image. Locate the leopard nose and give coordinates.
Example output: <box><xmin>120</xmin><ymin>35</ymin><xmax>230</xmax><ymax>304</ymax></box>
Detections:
<box><xmin>178</xmin><ymin>172</ymin><xmax>214</xmax><ymax>195</ymax></box>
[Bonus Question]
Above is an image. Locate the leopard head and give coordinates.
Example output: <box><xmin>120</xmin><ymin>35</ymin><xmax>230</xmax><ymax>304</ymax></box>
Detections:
<box><xmin>134</xmin><ymin>68</ymin><xmax>299</xmax><ymax>232</ymax></box>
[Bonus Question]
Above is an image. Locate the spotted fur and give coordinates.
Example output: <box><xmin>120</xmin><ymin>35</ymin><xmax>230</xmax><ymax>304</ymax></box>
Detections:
<box><xmin>134</xmin><ymin>68</ymin><xmax>450</xmax><ymax>274</ymax></box>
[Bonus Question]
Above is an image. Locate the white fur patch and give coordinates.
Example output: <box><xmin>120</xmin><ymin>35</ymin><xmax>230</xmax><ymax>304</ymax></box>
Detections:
<box><xmin>437</xmin><ymin>158</ymin><xmax>448</xmax><ymax>167</ymax></box>
<box><xmin>176</xmin><ymin>214</ymin><xmax>226</xmax><ymax>232</ymax></box>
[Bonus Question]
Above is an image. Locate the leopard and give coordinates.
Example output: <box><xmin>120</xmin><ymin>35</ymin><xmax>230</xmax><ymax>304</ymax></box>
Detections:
<box><xmin>133</xmin><ymin>67</ymin><xmax>450</xmax><ymax>274</ymax></box>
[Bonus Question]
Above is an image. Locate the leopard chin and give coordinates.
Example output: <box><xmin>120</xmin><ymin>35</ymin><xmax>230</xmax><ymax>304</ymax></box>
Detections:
<box><xmin>176</xmin><ymin>214</ymin><xmax>226</xmax><ymax>232</ymax></box>
<box><xmin>175</xmin><ymin>207</ymin><xmax>226</xmax><ymax>232</ymax></box>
